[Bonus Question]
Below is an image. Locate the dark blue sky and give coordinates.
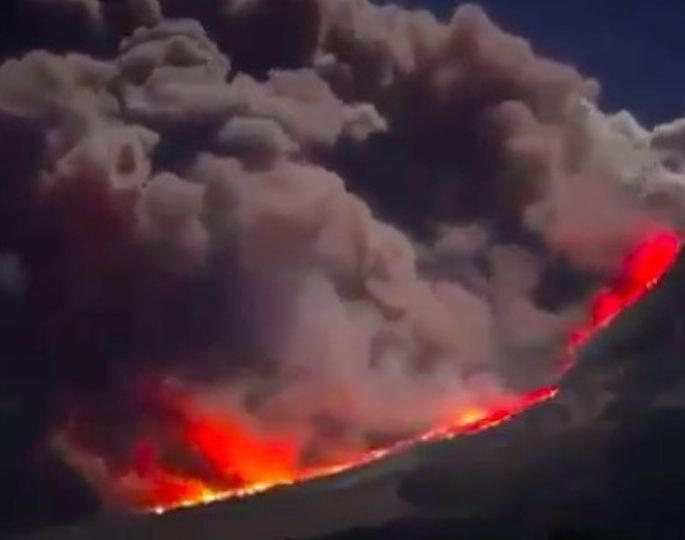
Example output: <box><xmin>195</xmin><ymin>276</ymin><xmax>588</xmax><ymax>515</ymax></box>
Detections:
<box><xmin>399</xmin><ymin>0</ymin><xmax>685</xmax><ymax>126</ymax></box>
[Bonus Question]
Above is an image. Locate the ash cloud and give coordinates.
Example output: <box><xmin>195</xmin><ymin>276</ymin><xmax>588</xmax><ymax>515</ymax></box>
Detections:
<box><xmin>2</xmin><ymin>0</ymin><xmax>684</xmax><ymax>514</ymax></box>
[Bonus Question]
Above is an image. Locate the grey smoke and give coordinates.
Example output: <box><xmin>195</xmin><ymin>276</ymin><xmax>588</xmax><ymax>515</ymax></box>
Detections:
<box><xmin>3</xmin><ymin>0</ymin><xmax>684</xmax><ymax>504</ymax></box>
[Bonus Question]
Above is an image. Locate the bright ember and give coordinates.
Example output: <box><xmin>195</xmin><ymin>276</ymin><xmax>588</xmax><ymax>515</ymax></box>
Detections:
<box><xmin>65</xmin><ymin>231</ymin><xmax>681</xmax><ymax>514</ymax></box>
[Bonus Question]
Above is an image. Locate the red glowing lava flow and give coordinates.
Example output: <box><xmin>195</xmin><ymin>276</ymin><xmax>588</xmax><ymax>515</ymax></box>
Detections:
<box><xmin>69</xmin><ymin>231</ymin><xmax>682</xmax><ymax>514</ymax></box>
<box><xmin>561</xmin><ymin>231</ymin><xmax>681</xmax><ymax>370</ymax></box>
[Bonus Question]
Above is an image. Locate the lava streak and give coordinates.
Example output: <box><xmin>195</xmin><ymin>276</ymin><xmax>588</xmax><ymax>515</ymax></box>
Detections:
<box><xmin>61</xmin><ymin>231</ymin><xmax>681</xmax><ymax>514</ymax></box>
<box><xmin>561</xmin><ymin>230</ymin><xmax>681</xmax><ymax>370</ymax></box>
<box><xmin>134</xmin><ymin>384</ymin><xmax>561</xmax><ymax>514</ymax></box>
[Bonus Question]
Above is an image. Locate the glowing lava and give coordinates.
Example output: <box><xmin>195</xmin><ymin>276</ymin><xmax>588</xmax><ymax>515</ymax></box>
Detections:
<box><xmin>561</xmin><ymin>230</ymin><xmax>681</xmax><ymax>370</ymax></box>
<box><xmin>136</xmin><ymin>384</ymin><xmax>561</xmax><ymax>515</ymax></box>
<box><xmin>65</xmin><ymin>231</ymin><xmax>681</xmax><ymax>514</ymax></box>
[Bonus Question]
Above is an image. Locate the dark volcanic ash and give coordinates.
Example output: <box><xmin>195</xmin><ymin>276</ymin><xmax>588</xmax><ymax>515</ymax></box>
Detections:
<box><xmin>1</xmin><ymin>0</ymin><xmax>684</xmax><ymax>515</ymax></box>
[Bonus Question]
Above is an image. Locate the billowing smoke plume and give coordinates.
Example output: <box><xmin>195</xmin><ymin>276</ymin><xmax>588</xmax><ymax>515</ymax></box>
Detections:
<box><xmin>2</xmin><ymin>0</ymin><xmax>684</xmax><ymax>517</ymax></box>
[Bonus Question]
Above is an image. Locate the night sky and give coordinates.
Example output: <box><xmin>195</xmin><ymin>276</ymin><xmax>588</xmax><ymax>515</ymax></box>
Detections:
<box><xmin>399</xmin><ymin>0</ymin><xmax>685</xmax><ymax>126</ymax></box>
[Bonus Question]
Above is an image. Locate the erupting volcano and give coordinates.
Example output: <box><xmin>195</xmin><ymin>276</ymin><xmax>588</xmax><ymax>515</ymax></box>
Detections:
<box><xmin>61</xmin><ymin>231</ymin><xmax>680</xmax><ymax>514</ymax></box>
<box><xmin>4</xmin><ymin>0</ymin><xmax>685</xmax><ymax>536</ymax></box>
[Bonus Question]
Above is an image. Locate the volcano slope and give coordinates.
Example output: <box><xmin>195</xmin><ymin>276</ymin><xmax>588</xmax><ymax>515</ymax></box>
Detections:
<box><xmin>25</xmin><ymin>249</ymin><xmax>685</xmax><ymax>539</ymax></box>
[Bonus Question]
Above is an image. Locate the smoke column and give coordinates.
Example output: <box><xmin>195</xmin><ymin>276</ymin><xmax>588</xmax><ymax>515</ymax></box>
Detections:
<box><xmin>2</xmin><ymin>0</ymin><xmax>685</xmax><ymax>521</ymax></box>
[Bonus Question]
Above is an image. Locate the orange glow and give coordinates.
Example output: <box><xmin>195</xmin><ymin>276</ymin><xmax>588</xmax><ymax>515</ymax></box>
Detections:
<box><xmin>184</xmin><ymin>415</ymin><xmax>297</xmax><ymax>486</ymax></box>
<box><xmin>561</xmin><ymin>230</ymin><xmax>680</xmax><ymax>371</ymax></box>
<box><xmin>65</xmin><ymin>230</ymin><xmax>681</xmax><ymax>514</ymax></box>
<box><xmin>452</xmin><ymin>406</ymin><xmax>490</xmax><ymax>427</ymax></box>
<box><xmin>129</xmin><ymin>441</ymin><xmax>215</xmax><ymax>510</ymax></box>
<box><xmin>123</xmin><ymin>384</ymin><xmax>560</xmax><ymax>514</ymax></box>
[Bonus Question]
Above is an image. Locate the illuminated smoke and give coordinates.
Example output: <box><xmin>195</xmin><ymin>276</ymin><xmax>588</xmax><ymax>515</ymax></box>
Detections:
<box><xmin>3</xmin><ymin>0</ymin><xmax>684</xmax><ymax>511</ymax></box>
